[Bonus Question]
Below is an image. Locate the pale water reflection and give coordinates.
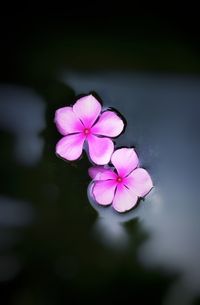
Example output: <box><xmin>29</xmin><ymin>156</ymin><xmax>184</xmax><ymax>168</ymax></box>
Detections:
<box><xmin>64</xmin><ymin>71</ymin><xmax>200</xmax><ymax>305</ymax></box>
<box><xmin>0</xmin><ymin>85</ymin><xmax>41</xmax><ymax>284</ymax></box>
<box><xmin>0</xmin><ymin>85</ymin><xmax>46</xmax><ymax>166</ymax></box>
<box><xmin>0</xmin><ymin>196</ymin><xmax>34</xmax><ymax>227</ymax></box>
<box><xmin>0</xmin><ymin>196</ymin><xmax>34</xmax><ymax>282</ymax></box>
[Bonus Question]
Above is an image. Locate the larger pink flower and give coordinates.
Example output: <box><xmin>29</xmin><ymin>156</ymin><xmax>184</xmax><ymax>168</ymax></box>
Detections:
<box><xmin>89</xmin><ymin>148</ymin><xmax>153</xmax><ymax>212</ymax></box>
<box><xmin>55</xmin><ymin>95</ymin><xmax>124</xmax><ymax>165</ymax></box>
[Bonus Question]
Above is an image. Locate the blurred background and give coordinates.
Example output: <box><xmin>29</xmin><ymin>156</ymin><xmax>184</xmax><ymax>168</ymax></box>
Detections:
<box><xmin>1</xmin><ymin>11</ymin><xmax>200</xmax><ymax>305</ymax></box>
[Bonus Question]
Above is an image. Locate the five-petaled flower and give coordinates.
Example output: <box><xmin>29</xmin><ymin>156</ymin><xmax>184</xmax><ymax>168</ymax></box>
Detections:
<box><xmin>55</xmin><ymin>95</ymin><xmax>124</xmax><ymax>165</ymax></box>
<box><xmin>89</xmin><ymin>148</ymin><xmax>153</xmax><ymax>213</ymax></box>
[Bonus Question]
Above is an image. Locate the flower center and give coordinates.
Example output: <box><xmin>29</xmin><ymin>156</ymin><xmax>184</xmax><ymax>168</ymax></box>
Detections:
<box><xmin>83</xmin><ymin>128</ymin><xmax>90</xmax><ymax>135</ymax></box>
<box><xmin>116</xmin><ymin>176</ymin><xmax>123</xmax><ymax>183</ymax></box>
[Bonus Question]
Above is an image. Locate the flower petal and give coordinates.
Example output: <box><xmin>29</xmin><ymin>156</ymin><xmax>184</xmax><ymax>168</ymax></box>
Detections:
<box><xmin>111</xmin><ymin>148</ymin><xmax>139</xmax><ymax>177</ymax></box>
<box><xmin>73</xmin><ymin>95</ymin><xmax>101</xmax><ymax>128</ymax></box>
<box><xmin>56</xmin><ymin>134</ymin><xmax>85</xmax><ymax>161</ymax></box>
<box><xmin>124</xmin><ymin>168</ymin><xmax>153</xmax><ymax>197</ymax></box>
<box><xmin>112</xmin><ymin>184</ymin><xmax>138</xmax><ymax>213</ymax></box>
<box><xmin>93</xmin><ymin>180</ymin><xmax>117</xmax><ymax>205</ymax></box>
<box><xmin>87</xmin><ymin>134</ymin><xmax>114</xmax><ymax>165</ymax></box>
<box><xmin>92</xmin><ymin>110</ymin><xmax>124</xmax><ymax>137</ymax></box>
<box><xmin>88</xmin><ymin>166</ymin><xmax>117</xmax><ymax>180</ymax></box>
<box><xmin>55</xmin><ymin>107</ymin><xmax>83</xmax><ymax>135</ymax></box>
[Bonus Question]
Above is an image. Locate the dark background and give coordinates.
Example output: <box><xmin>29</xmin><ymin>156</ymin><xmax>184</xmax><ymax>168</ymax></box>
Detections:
<box><xmin>0</xmin><ymin>11</ymin><xmax>200</xmax><ymax>305</ymax></box>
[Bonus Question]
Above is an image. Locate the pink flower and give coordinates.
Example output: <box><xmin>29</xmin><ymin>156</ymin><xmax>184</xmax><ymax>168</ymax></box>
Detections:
<box><xmin>89</xmin><ymin>148</ymin><xmax>153</xmax><ymax>213</ymax></box>
<box><xmin>55</xmin><ymin>95</ymin><xmax>124</xmax><ymax>165</ymax></box>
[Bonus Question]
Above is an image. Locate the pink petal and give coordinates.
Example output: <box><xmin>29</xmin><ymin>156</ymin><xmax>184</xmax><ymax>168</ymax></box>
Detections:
<box><xmin>56</xmin><ymin>133</ymin><xmax>85</xmax><ymax>161</ymax></box>
<box><xmin>88</xmin><ymin>166</ymin><xmax>117</xmax><ymax>180</ymax></box>
<box><xmin>112</xmin><ymin>184</ymin><xmax>138</xmax><ymax>213</ymax></box>
<box><xmin>88</xmin><ymin>166</ymin><xmax>106</xmax><ymax>179</ymax></box>
<box><xmin>124</xmin><ymin>168</ymin><xmax>153</xmax><ymax>197</ymax></box>
<box><xmin>92</xmin><ymin>180</ymin><xmax>117</xmax><ymax>205</ymax></box>
<box><xmin>73</xmin><ymin>95</ymin><xmax>101</xmax><ymax>128</ymax></box>
<box><xmin>87</xmin><ymin>134</ymin><xmax>114</xmax><ymax>165</ymax></box>
<box><xmin>54</xmin><ymin>107</ymin><xmax>83</xmax><ymax>135</ymax></box>
<box><xmin>111</xmin><ymin>148</ymin><xmax>139</xmax><ymax>177</ymax></box>
<box><xmin>92</xmin><ymin>110</ymin><xmax>124</xmax><ymax>137</ymax></box>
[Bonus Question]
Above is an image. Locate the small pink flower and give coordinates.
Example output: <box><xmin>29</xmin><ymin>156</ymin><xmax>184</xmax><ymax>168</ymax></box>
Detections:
<box><xmin>55</xmin><ymin>95</ymin><xmax>124</xmax><ymax>165</ymax></box>
<box><xmin>89</xmin><ymin>148</ymin><xmax>153</xmax><ymax>213</ymax></box>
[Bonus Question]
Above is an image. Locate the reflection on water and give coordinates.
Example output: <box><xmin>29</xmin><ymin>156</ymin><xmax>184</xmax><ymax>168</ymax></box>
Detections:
<box><xmin>94</xmin><ymin>218</ymin><xmax>129</xmax><ymax>249</ymax></box>
<box><xmin>0</xmin><ymin>85</ymin><xmax>40</xmax><ymax>284</ymax></box>
<box><xmin>64</xmin><ymin>72</ymin><xmax>200</xmax><ymax>305</ymax></box>
<box><xmin>0</xmin><ymin>196</ymin><xmax>34</xmax><ymax>227</ymax></box>
<box><xmin>0</xmin><ymin>85</ymin><xmax>45</xmax><ymax>166</ymax></box>
<box><xmin>0</xmin><ymin>196</ymin><xmax>34</xmax><ymax>282</ymax></box>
